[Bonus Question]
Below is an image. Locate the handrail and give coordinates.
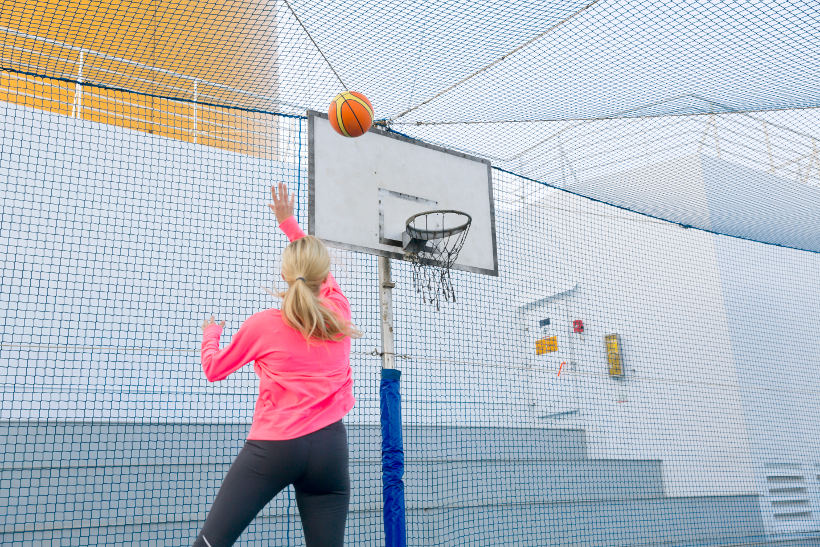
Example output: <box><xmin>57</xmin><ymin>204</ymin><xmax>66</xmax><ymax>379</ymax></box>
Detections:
<box><xmin>0</xmin><ymin>24</ymin><xmax>278</xmax><ymax>105</ymax></box>
<box><xmin>0</xmin><ymin>70</ymin><xmax>278</xmax><ymax>140</ymax></box>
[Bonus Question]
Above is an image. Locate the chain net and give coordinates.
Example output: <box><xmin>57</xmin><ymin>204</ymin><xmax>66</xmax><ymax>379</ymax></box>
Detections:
<box><xmin>404</xmin><ymin>210</ymin><xmax>472</xmax><ymax>309</ymax></box>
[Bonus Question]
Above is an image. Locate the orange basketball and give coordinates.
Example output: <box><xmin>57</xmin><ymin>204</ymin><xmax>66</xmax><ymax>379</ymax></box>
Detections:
<box><xmin>328</xmin><ymin>91</ymin><xmax>374</xmax><ymax>137</ymax></box>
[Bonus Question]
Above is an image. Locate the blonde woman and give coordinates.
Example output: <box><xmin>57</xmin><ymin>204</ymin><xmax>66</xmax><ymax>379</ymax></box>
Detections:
<box><xmin>194</xmin><ymin>183</ymin><xmax>359</xmax><ymax>547</ymax></box>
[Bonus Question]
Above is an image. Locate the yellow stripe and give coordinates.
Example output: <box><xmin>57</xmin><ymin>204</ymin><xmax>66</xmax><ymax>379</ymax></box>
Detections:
<box><xmin>334</xmin><ymin>96</ymin><xmax>351</xmax><ymax>137</ymax></box>
<box><xmin>340</xmin><ymin>92</ymin><xmax>374</xmax><ymax>119</ymax></box>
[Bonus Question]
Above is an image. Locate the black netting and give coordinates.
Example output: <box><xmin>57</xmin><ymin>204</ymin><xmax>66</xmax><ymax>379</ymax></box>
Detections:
<box><xmin>2</xmin><ymin>1</ymin><xmax>820</xmax><ymax>546</ymax></box>
<box><xmin>404</xmin><ymin>210</ymin><xmax>472</xmax><ymax>309</ymax></box>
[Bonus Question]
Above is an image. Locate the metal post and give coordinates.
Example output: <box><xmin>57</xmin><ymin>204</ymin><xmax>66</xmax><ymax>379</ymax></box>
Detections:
<box><xmin>72</xmin><ymin>50</ymin><xmax>83</xmax><ymax>119</ymax></box>
<box><xmin>193</xmin><ymin>79</ymin><xmax>198</xmax><ymax>144</ymax></box>
<box><xmin>379</xmin><ymin>256</ymin><xmax>396</xmax><ymax>370</ymax></box>
<box><xmin>378</xmin><ymin>255</ymin><xmax>406</xmax><ymax>547</ymax></box>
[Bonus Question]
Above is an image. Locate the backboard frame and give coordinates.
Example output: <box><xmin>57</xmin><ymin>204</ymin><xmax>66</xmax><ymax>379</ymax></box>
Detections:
<box><xmin>307</xmin><ymin>110</ymin><xmax>499</xmax><ymax>277</ymax></box>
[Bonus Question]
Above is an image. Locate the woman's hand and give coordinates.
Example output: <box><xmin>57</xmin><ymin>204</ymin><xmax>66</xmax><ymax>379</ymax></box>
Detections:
<box><xmin>268</xmin><ymin>182</ymin><xmax>295</xmax><ymax>224</ymax></box>
<box><xmin>202</xmin><ymin>315</ymin><xmax>225</xmax><ymax>331</ymax></box>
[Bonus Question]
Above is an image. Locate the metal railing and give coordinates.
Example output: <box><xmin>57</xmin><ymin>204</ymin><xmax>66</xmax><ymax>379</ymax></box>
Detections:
<box><xmin>504</xmin><ymin>100</ymin><xmax>820</xmax><ymax>190</ymax></box>
<box><xmin>0</xmin><ymin>25</ymin><xmax>286</xmax><ymax>159</ymax></box>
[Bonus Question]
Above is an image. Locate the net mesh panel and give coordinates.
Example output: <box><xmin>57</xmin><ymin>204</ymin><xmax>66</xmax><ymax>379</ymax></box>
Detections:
<box><xmin>2</xmin><ymin>0</ymin><xmax>820</xmax><ymax>545</ymax></box>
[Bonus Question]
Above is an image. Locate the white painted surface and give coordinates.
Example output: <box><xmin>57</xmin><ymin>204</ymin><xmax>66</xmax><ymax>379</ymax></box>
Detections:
<box><xmin>309</xmin><ymin>112</ymin><xmax>497</xmax><ymax>275</ymax></box>
<box><xmin>3</xmin><ymin>101</ymin><xmax>820</xmax><ymax>507</ymax></box>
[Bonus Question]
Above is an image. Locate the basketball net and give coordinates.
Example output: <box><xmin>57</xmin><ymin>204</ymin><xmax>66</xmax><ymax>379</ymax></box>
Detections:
<box><xmin>403</xmin><ymin>211</ymin><xmax>471</xmax><ymax>310</ymax></box>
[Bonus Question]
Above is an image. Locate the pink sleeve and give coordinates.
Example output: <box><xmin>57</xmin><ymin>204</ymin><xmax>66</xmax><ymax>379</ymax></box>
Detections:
<box><xmin>279</xmin><ymin>216</ymin><xmax>350</xmax><ymax>317</ymax></box>
<box><xmin>279</xmin><ymin>215</ymin><xmax>306</xmax><ymax>242</ymax></box>
<box><xmin>200</xmin><ymin>314</ymin><xmax>268</xmax><ymax>382</ymax></box>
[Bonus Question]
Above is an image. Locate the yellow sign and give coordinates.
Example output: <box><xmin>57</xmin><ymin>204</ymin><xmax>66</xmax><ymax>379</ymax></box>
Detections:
<box><xmin>536</xmin><ymin>336</ymin><xmax>558</xmax><ymax>355</ymax></box>
<box><xmin>605</xmin><ymin>334</ymin><xmax>623</xmax><ymax>376</ymax></box>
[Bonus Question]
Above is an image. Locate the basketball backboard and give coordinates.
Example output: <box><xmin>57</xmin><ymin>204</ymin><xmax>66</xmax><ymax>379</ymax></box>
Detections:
<box><xmin>308</xmin><ymin>110</ymin><xmax>498</xmax><ymax>276</ymax></box>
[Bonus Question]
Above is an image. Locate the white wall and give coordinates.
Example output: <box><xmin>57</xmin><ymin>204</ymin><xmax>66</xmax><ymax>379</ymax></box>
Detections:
<box><xmin>565</xmin><ymin>189</ymin><xmax>755</xmax><ymax>497</ymax></box>
<box><xmin>0</xmin><ymin>101</ymin><xmax>328</xmax><ymax>423</ymax></box>
<box><xmin>3</xmin><ymin>102</ymin><xmax>819</xmax><ymax>505</ymax></box>
<box><xmin>712</xmin><ymin>209</ymin><xmax>820</xmax><ymax>534</ymax></box>
<box><xmin>510</xmin><ymin>155</ymin><xmax>820</xmax><ymax>498</ymax></box>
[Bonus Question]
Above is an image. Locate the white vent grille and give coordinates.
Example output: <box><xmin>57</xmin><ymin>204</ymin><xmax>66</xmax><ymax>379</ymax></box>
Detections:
<box><xmin>761</xmin><ymin>462</ymin><xmax>820</xmax><ymax>534</ymax></box>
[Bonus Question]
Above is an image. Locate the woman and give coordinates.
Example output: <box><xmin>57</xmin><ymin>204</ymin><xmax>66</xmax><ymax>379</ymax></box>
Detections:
<box><xmin>194</xmin><ymin>183</ymin><xmax>360</xmax><ymax>547</ymax></box>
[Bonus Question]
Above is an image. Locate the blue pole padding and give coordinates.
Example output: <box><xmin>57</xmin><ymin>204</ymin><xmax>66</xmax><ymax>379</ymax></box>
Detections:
<box><xmin>380</xmin><ymin>368</ymin><xmax>407</xmax><ymax>547</ymax></box>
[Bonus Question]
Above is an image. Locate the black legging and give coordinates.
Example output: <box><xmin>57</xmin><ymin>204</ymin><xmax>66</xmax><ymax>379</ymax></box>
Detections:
<box><xmin>193</xmin><ymin>420</ymin><xmax>350</xmax><ymax>547</ymax></box>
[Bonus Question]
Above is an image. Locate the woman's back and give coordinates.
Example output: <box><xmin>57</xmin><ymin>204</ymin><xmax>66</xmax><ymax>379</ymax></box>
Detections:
<box><xmin>200</xmin><ymin>215</ymin><xmax>355</xmax><ymax>440</ymax></box>
<box><xmin>248</xmin><ymin>306</ymin><xmax>354</xmax><ymax>440</ymax></box>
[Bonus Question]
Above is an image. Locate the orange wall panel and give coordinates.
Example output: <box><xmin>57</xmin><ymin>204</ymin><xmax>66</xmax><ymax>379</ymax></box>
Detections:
<box><xmin>1</xmin><ymin>0</ymin><xmax>278</xmax><ymax>158</ymax></box>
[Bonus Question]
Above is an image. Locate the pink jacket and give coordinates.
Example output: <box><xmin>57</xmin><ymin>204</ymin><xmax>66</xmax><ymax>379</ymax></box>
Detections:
<box><xmin>200</xmin><ymin>216</ymin><xmax>354</xmax><ymax>440</ymax></box>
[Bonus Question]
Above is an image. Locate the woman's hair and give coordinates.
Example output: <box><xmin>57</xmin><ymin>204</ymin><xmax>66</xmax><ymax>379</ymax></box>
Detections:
<box><xmin>273</xmin><ymin>235</ymin><xmax>361</xmax><ymax>341</ymax></box>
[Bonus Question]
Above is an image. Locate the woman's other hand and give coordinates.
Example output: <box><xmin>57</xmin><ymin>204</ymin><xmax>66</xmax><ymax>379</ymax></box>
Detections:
<box><xmin>202</xmin><ymin>315</ymin><xmax>225</xmax><ymax>331</ymax></box>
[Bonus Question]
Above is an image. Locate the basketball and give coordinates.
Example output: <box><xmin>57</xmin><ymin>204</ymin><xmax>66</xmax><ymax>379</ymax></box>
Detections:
<box><xmin>328</xmin><ymin>91</ymin><xmax>374</xmax><ymax>137</ymax></box>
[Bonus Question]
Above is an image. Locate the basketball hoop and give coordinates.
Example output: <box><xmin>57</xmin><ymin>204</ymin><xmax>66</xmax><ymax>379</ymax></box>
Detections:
<box><xmin>402</xmin><ymin>210</ymin><xmax>472</xmax><ymax>309</ymax></box>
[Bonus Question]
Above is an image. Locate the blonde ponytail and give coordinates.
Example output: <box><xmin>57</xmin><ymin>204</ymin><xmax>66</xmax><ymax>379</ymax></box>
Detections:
<box><xmin>275</xmin><ymin>236</ymin><xmax>361</xmax><ymax>341</ymax></box>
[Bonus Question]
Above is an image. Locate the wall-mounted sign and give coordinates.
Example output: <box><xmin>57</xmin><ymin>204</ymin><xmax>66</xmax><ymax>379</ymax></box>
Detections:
<box><xmin>605</xmin><ymin>334</ymin><xmax>623</xmax><ymax>377</ymax></box>
<box><xmin>536</xmin><ymin>336</ymin><xmax>558</xmax><ymax>355</ymax></box>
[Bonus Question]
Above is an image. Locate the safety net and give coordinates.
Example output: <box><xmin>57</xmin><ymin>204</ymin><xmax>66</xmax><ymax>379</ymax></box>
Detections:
<box><xmin>2</xmin><ymin>1</ymin><xmax>819</xmax><ymax>545</ymax></box>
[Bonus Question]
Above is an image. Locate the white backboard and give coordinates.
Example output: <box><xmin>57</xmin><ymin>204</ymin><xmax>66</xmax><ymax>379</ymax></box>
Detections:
<box><xmin>308</xmin><ymin>111</ymin><xmax>498</xmax><ymax>276</ymax></box>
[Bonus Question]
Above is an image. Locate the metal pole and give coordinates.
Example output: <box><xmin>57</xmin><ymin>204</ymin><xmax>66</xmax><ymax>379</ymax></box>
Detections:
<box><xmin>378</xmin><ymin>255</ymin><xmax>406</xmax><ymax>547</ymax></box>
<box><xmin>379</xmin><ymin>256</ymin><xmax>396</xmax><ymax>370</ymax></box>
<box><xmin>72</xmin><ymin>50</ymin><xmax>83</xmax><ymax>119</ymax></box>
<box><xmin>193</xmin><ymin>79</ymin><xmax>198</xmax><ymax>144</ymax></box>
